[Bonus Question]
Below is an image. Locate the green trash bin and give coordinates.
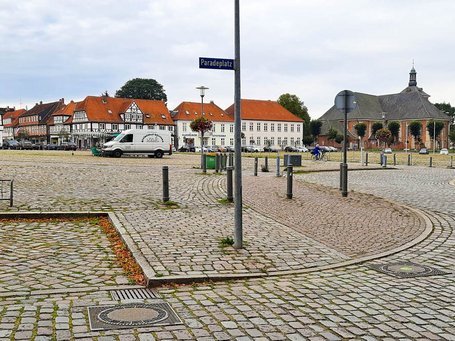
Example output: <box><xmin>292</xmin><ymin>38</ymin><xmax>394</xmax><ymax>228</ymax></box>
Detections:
<box><xmin>206</xmin><ymin>154</ymin><xmax>216</xmax><ymax>169</ymax></box>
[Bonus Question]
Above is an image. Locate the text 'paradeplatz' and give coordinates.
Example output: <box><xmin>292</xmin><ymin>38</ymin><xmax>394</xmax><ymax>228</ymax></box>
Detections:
<box><xmin>199</xmin><ymin>57</ymin><xmax>235</xmax><ymax>70</ymax></box>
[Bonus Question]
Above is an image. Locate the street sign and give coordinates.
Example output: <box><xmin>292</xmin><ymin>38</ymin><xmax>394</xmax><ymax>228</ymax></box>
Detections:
<box><xmin>335</xmin><ymin>90</ymin><xmax>356</xmax><ymax>113</ymax></box>
<box><xmin>199</xmin><ymin>57</ymin><xmax>235</xmax><ymax>70</ymax></box>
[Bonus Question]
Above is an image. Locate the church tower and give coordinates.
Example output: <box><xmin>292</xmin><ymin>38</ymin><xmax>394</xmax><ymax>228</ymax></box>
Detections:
<box><xmin>409</xmin><ymin>66</ymin><xmax>417</xmax><ymax>87</ymax></box>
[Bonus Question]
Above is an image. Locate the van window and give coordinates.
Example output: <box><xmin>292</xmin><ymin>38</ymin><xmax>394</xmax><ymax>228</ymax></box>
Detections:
<box><xmin>121</xmin><ymin>134</ymin><xmax>133</xmax><ymax>143</ymax></box>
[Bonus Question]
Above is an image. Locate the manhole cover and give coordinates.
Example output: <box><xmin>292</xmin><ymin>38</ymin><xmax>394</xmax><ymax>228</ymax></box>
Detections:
<box><xmin>88</xmin><ymin>303</ymin><xmax>182</xmax><ymax>331</ymax></box>
<box><xmin>369</xmin><ymin>262</ymin><xmax>448</xmax><ymax>278</ymax></box>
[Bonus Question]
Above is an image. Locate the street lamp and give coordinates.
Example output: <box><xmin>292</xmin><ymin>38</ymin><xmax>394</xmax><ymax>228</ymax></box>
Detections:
<box><xmin>405</xmin><ymin>121</ymin><xmax>409</xmax><ymax>152</ymax></box>
<box><xmin>196</xmin><ymin>86</ymin><xmax>209</xmax><ymax>167</ymax></box>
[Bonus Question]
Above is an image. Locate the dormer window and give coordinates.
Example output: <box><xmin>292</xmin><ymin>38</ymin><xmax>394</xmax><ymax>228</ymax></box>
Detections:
<box><xmin>161</xmin><ymin>114</ymin><xmax>166</xmax><ymax>119</ymax></box>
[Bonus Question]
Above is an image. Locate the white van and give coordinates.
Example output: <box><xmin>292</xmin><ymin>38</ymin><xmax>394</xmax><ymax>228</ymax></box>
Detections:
<box><xmin>102</xmin><ymin>129</ymin><xmax>173</xmax><ymax>158</ymax></box>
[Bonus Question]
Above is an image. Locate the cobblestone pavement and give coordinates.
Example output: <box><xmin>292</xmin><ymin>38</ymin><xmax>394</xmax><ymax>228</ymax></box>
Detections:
<box><xmin>0</xmin><ymin>152</ymin><xmax>454</xmax><ymax>339</ymax></box>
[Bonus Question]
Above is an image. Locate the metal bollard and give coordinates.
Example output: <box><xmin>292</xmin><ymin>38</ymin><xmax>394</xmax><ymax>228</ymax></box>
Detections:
<box><xmin>339</xmin><ymin>163</ymin><xmax>343</xmax><ymax>191</ymax></box>
<box><xmin>162</xmin><ymin>166</ymin><xmax>169</xmax><ymax>202</ymax></box>
<box><xmin>215</xmin><ymin>154</ymin><xmax>220</xmax><ymax>173</ymax></box>
<box><xmin>276</xmin><ymin>155</ymin><xmax>280</xmax><ymax>177</ymax></box>
<box><xmin>383</xmin><ymin>155</ymin><xmax>387</xmax><ymax>168</ymax></box>
<box><xmin>341</xmin><ymin>163</ymin><xmax>348</xmax><ymax>197</ymax></box>
<box><xmin>264</xmin><ymin>156</ymin><xmax>269</xmax><ymax>172</ymax></box>
<box><xmin>407</xmin><ymin>154</ymin><xmax>411</xmax><ymax>166</ymax></box>
<box><xmin>227</xmin><ymin>166</ymin><xmax>233</xmax><ymax>202</ymax></box>
<box><xmin>222</xmin><ymin>153</ymin><xmax>227</xmax><ymax>170</ymax></box>
<box><xmin>286</xmin><ymin>165</ymin><xmax>293</xmax><ymax>199</ymax></box>
<box><xmin>10</xmin><ymin>180</ymin><xmax>13</xmax><ymax>207</ymax></box>
<box><xmin>429</xmin><ymin>157</ymin><xmax>433</xmax><ymax>168</ymax></box>
<box><xmin>228</xmin><ymin>152</ymin><xmax>234</xmax><ymax>168</ymax></box>
<box><xmin>451</xmin><ymin>156</ymin><xmax>453</xmax><ymax>168</ymax></box>
<box><xmin>202</xmin><ymin>154</ymin><xmax>207</xmax><ymax>173</ymax></box>
<box><xmin>254</xmin><ymin>157</ymin><xmax>258</xmax><ymax>176</ymax></box>
<box><xmin>365</xmin><ymin>152</ymin><xmax>369</xmax><ymax>166</ymax></box>
<box><xmin>393</xmin><ymin>154</ymin><xmax>396</xmax><ymax>166</ymax></box>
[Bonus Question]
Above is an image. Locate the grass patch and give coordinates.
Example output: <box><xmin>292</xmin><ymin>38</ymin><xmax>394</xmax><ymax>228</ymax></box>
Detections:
<box><xmin>219</xmin><ymin>236</ymin><xmax>234</xmax><ymax>247</ymax></box>
<box><xmin>217</xmin><ymin>198</ymin><xmax>233</xmax><ymax>205</ymax></box>
<box><xmin>161</xmin><ymin>200</ymin><xmax>180</xmax><ymax>209</ymax></box>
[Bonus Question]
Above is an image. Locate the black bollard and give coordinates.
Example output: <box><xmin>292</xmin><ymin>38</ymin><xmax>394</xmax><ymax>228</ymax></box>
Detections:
<box><xmin>429</xmin><ymin>157</ymin><xmax>433</xmax><ymax>168</ymax></box>
<box><xmin>365</xmin><ymin>152</ymin><xmax>369</xmax><ymax>166</ymax></box>
<box><xmin>215</xmin><ymin>154</ymin><xmax>220</xmax><ymax>173</ymax></box>
<box><xmin>162</xmin><ymin>166</ymin><xmax>169</xmax><ymax>202</ymax></box>
<box><xmin>407</xmin><ymin>154</ymin><xmax>411</xmax><ymax>166</ymax></box>
<box><xmin>286</xmin><ymin>165</ymin><xmax>293</xmax><ymax>199</ymax></box>
<box><xmin>265</xmin><ymin>156</ymin><xmax>269</xmax><ymax>172</ymax></box>
<box><xmin>227</xmin><ymin>166</ymin><xmax>233</xmax><ymax>202</ymax></box>
<box><xmin>383</xmin><ymin>155</ymin><xmax>387</xmax><ymax>168</ymax></box>
<box><xmin>202</xmin><ymin>154</ymin><xmax>207</xmax><ymax>173</ymax></box>
<box><xmin>393</xmin><ymin>154</ymin><xmax>396</xmax><ymax>166</ymax></box>
<box><xmin>10</xmin><ymin>180</ymin><xmax>13</xmax><ymax>207</ymax></box>
<box><xmin>228</xmin><ymin>152</ymin><xmax>234</xmax><ymax>168</ymax></box>
<box><xmin>254</xmin><ymin>157</ymin><xmax>258</xmax><ymax>176</ymax></box>
<box><xmin>276</xmin><ymin>155</ymin><xmax>280</xmax><ymax>177</ymax></box>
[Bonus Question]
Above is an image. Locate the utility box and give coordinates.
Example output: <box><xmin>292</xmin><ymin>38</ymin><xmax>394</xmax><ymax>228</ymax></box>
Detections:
<box><xmin>284</xmin><ymin>154</ymin><xmax>302</xmax><ymax>167</ymax></box>
<box><xmin>206</xmin><ymin>154</ymin><xmax>216</xmax><ymax>169</ymax></box>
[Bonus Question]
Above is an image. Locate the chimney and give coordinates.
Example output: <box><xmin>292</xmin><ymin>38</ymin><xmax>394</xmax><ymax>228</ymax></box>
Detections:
<box><xmin>40</xmin><ymin>101</ymin><xmax>42</xmax><ymax>105</ymax></box>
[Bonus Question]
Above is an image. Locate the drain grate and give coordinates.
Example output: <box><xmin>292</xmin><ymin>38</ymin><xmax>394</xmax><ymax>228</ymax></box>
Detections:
<box><xmin>110</xmin><ymin>288</ymin><xmax>157</xmax><ymax>301</ymax></box>
<box><xmin>369</xmin><ymin>261</ymin><xmax>448</xmax><ymax>278</ymax></box>
<box><xmin>88</xmin><ymin>302</ymin><xmax>182</xmax><ymax>331</ymax></box>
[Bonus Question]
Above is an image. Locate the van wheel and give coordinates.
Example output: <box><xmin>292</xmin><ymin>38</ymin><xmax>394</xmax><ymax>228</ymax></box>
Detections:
<box><xmin>113</xmin><ymin>149</ymin><xmax>122</xmax><ymax>158</ymax></box>
<box><xmin>155</xmin><ymin>150</ymin><xmax>163</xmax><ymax>158</ymax></box>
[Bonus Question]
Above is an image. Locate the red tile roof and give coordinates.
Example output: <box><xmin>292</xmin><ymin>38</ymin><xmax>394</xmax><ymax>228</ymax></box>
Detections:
<box><xmin>172</xmin><ymin>101</ymin><xmax>233</xmax><ymax>122</ymax></box>
<box><xmin>74</xmin><ymin>96</ymin><xmax>173</xmax><ymax>125</ymax></box>
<box><xmin>49</xmin><ymin>101</ymin><xmax>78</xmax><ymax>125</ymax></box>
<box><xmin>225</xmin><ymin>99</ymin><xmax>304</xmax><ymax>122</ymax></box>
<box><xmin>3</xmin><ymin>109</ymin><xmax>26</xmax><ymax>127</ymax></box>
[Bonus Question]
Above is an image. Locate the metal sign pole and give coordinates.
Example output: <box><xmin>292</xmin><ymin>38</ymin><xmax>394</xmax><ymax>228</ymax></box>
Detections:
<box><xmin>233</xmin><ymin>0</ymin><xmax>243</xmax><ymax>249</ymax></box>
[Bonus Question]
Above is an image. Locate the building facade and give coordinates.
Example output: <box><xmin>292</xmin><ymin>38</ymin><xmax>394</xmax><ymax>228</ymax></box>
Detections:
<box><xmin>225</xmin><ymin>99</ymin><xmax>305</xmax><ymax>149</ymax></box>
<box><xmin>318</xmin><ymin>67</ymin><xmax>451</xmax><ymax>150</ymax></box>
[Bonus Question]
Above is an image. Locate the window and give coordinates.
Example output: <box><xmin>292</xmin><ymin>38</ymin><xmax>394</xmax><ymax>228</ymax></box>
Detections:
<box><xmin>257</xmin><ymin>123</ymin><xmax>261</xmax><ymax>131</ymax></box>
<box><xmin>271</xmin><ymin>123</ymin><xmax>275</xmax><ymax>132</ymax></box>
<box><xmin>125</xmin><ymin>124</ymin><xmax>131</xmax><ymax>130</ymax></box>
<box><xmin>278</xmin><ymin>124</ymin><xmax>282</xmax><ymax>132</ymax></box>
<box><xmin>159</xmin><ymin>125</ymin><xmax>165</xmax><ymax>130</ymax></box>
<box><xmin>230</xmin><ymin>124</ymin><xmax>234</xmax><ymax>133</ymax></box>
<box><xmin>296</xmin><ymin>138</ymin><xmax>301</xmax><ymax>145</ymax></box>
<box><xmin>99</xmin><ymin>123</ymin><xmax>105</xmax><ymax>130</ymax></box>
<box><xmin>264</xmin><ymin>123</ymin><xmax>268</xmax><ymax>132</ymax></box>
<box><xmin>168</xmin><ymin>126</ymin><xmax>174</xmax><ymax>131</ymax></box>
<box><xmin>221</xmin><ymin>124</ymin><xmax>225</xmax><ymax>133</ymax></box>
<box><xmin>182</xmin><ymin>123</ymin><xmax>187</xmax><ymax>132</ymax></box>
<box><xmin>242</xmin><ymin>122</ymin><xmax>246</xmax><ymax>131</ymax></box>
<box><xmin>277</xmin><ymin>137</ymin><xmax>282</xmax><ymax>146</ymax></box>
<box><xmin>283</xmin><ymin>138</ymin><xmax>288</xmax><ymax>146</ymax></box>
<box><xmin>230</xmin><ymin>138</ymin><xmax>234</xmax><ymax>145</ymax></box>
<box><xmin>212</xmin><ymin>124</ymin><xmax>216</xmax><ymax>132</ymax></box>
<box><xmin>290</xmin><ymin>137</ymin><xmax>295</xmax><ymax>146</ymax></box>
<box><xmin>112</xmin><ymin>124</ymin><xmax>118</xmax><ymax>131</ymax></box>
<box><xmin>249</xmin><ymin>122</ymin><xmax>254</xmax><ymax>131</ymax></box>
<box><xmin>121</xmin><ymin>134</ymin><xmax>133</xmax><ymax>143</ymax></box>
<box><xmin>242</xmin><ymin>138</ymin><xmax>246</xmax><ymax>145</ymax></box>
<box><xmin>291</xmin><ymin>124</ymin><xmax>294</xmax><ymax>132</ymax></box>
<box><xmin>284</xmin><ymin>124</ymin><xmax>288</xmax><ymax>132</ymax></box>
<box><xmin>212</xmin><ymin>138</ymin><xmax>216</xmax><ymax>145</ymax></box>
<box><xmin>256</xmin><ymin>137</ymin><xmax>261</xmax><ymax>146</ymax></box>
<box><xmin>297</xmin><ymin>124</ymin><xmax>301</xmax><ymax>133</ymax></box>
<box><xmin>221</xmin><ymin>138</ymin><xmax>225</xmax><ymax>146</ymax></box>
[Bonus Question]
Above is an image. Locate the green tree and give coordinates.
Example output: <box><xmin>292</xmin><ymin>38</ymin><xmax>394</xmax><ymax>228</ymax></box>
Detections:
<box><xmin>334</xmin><ymin>134</ymin><xmax>344</xmax><ymax>144</ymax></box>
<box><xmin>409</xmin><ymin>121</ymin><xmax>422</xmax><ymax>148</ymax></box>
<box><xmin>376</xmin><ymin>128</ymin><xmax>392</xmax><ymax>146</ymax></box>
<box><xmin>354</xmin><ymin>123</ymin><xmax>367</xmax><ymax>139</ymax></box>
<box><xmin>277</xmin><ymin>93</ymin><xmax>310</xmax><ymax>124</ymax></box>
<box><xmin>434</xmin><ymin>102</ymin><xmax>455</xmax><ymax>124</ymax></box>
<box><xmin>371</xmin><ymin>122</ymin><xmax>383</xmax><ymax>136</ymax></box>
<box><xmin>190</xmin><ymin>117</ymin><xmax>213</xmax><ymax>167</ymax></box>
<box><xmin>449</xmin><ymin>125</ymin><xmax>455</xmax><ymax>145</ymax></box>
<box><xmin>387</xmin><ymin>121</ymin><xmax>401</xmax><ymax>144</ymax></box>
<box><xmin>327</xmin><ymin>127</ymin><xmax>338</xmax><ymax>141</ymax></box>
<box><xmin>17</xmin><ymin>129</ymin><xmax>29</xmax><ymax>141</ymax></box>
<box><xmin>115</xmin><ymin>78</ymin><xmax>167</xmax><ymax>101</ymax></box>
<box><xmin>427</xmin><ymin>120</ymin><xmax>445</xmax><ymax>149</ymax></box>
<box><xmin>309</xmin><ymin>120</ymin><xmax>322</xmax><ymax>142</ymax></box>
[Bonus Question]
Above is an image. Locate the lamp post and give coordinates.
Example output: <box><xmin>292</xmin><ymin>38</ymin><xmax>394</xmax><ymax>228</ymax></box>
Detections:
<box><xmin>196</xmin><ymin>86</ymin><xmax>209</xmax><ymax>167</ymax></box>
<box><xmin>433</xmin><ymin>119</ymin><xmax>436</xmax><ymax>154</ymax></box>
<box><xmin>405</xmin><ymin>121</ymin><xmax>409</xmax><ymax>152</ymax></box>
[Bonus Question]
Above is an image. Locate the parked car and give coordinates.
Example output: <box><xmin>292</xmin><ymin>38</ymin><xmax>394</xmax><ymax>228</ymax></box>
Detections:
<box><xmin>242</xmin><ymin>145</ymin><xmax>259</xmax><ymax>152</ymax></box>
<box><xmin>178</xmin><ymin>145</ymin><xmax>195</xmax><ymax>152</ymax></box>
<box><xmin>224</xmin><ymin>146</ymin><xmax>234</xmax><ymax>152</ymax></box>
<box><xmin>195</xmin><ymin>146</ymin><xmax>208</xmax><ymax>153</ymax></box>
<box><xmin>384</xmin><ymin>148</ymin><xmax>393</xmax><ymax>154</ymax></box>
<box><xmin>296</xmin><ymin>146</ymin><xmax>309</xmax><ymax>152</ymax></box>
<box><xmin>2</xmin><ymin>140</ymin><xmax>19</xmax><ymax>150</ymax></box>
<box><xmin>327</xmin><ymin>146</ymin><xmax>338</xmax><ymax>152</ymax></box>
<box><xmin>284</xmin><ymin>146</ymin><xmax>298</xmax><ymax>152</ymax></box>
<box><xmin>440</xmin><ymin>148</ymin><xmax>449</xmax><ymax>155</ymax></box>
<box><xmin>263</xmin><ymin>146</ymin><xmax>278</xmax><ymax>152</ymax></box>
<box><xmin>419</xmin><ymin>148</ymin><xmax>429</xmax><ymax>154</ymax></box>
<box><xmin>18</xmin><ymin>141</ymin><xmax>34</xmax><ymax>150</ymax></box>
<box><xmin>61</xmin><ymin>142</ymin><xmax>77</xmax><ymax>151</ymax></box>
<box><xmin>45</xmin><ymin>143</ymin><xmax>59</xmax><ymax>150</ymax></box>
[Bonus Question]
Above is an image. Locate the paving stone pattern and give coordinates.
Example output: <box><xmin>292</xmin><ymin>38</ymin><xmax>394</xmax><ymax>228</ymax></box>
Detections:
<box><xmin>0</xmin><ymin>152</ymin><xmax>454</xmax><ymax>340</ymax></box>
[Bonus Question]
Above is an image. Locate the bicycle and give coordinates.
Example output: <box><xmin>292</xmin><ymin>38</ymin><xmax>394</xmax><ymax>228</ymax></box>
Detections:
<box><xmin>312</xmin><ymin>150</ymin><xmax>327</xmax><ymax>161</ymax></box>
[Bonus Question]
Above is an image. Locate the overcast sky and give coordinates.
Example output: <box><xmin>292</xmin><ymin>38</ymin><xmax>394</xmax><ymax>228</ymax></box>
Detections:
<box><xmin>1</xmin><ymin>0</ymin><xmax>454</xmax><ymax>118</ymax></box>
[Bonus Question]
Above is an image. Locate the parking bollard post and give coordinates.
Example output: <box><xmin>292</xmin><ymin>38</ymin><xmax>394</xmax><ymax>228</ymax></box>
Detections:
<box><xmin>162</xmin><ymin>166</ymin><xmax>169</xmax><ymax>202</ymax></box>
<box><xmin>202</xmin><ymin>154</ymin><xmax>207</xmax><ymax>173</ymax></box>
<box><xmin>276</xmin><ymin>154</ymin><xmax>280</xmax><ymax>177</ymax></box>
<box><xmin>429</xmin><ymin>157</ymin><xmax>433</xmax><ymax>168</ymax></box>
<box><xmin>254</xmin><ymin>157</ymin><xmax>258</xmax><ymax>176</ymax></box>
<box><xmin>383</xmin><ymin>155</ymin><xmax>387</xmax><ymax>168</ymax></box>
<box><xmin>264</xmin><ymin>156</ymin><xmax>269</xmax><ymax>172</ymax></box>
<box><xmin>407</xmin><ymin>154</ymin><xmax>411</xmax><ymax>166</ymax></box>
<box><xmin>365</xmin><ymin>152</ymin><xmax>369</xmax><ymax>166</ymax></box>
<box><xmin>393</xmin><ymin>154</ymin><xmax>396</xmax><ymax>166</ymax></box>
<box><xmin>10</xmin><ymin>180</ymin><xmax>13</xmax><ymax>207</ymax></box>
<box><xmin>227</xmin><ymin>166</ymin><xmax>233</xmax><ymax>202</ymax></box>
<box><xmin>286</xmin><ymin>165</ymin><xmax>293</xmax><ymax>199</ymax></box>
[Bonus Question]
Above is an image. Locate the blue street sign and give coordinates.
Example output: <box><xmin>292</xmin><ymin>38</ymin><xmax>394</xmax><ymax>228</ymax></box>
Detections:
<box><xmin>199</xmin><ymin>57</ymin><xmax>235</xmax><ymax>70</ymax></box>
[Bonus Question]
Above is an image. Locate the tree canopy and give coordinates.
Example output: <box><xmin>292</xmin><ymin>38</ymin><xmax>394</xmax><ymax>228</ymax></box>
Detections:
<box><xmin>115</xmin><ymin>78</ymin><xmax>167</xmax><ymax>101</ymax></box>
<box><xmin>387</xmin><ymin>121</ymin><xmax>401</xmax><ymax>143</ymax></box>
<box><xmin>277</xmin><ymin>93</ymin><xmax>310</xmax><ymax>124</ymax></box>
<box><xmin>371</xmin><ymin>122</ymin><xmax>383</xmax><ymax>136</ymax></box>
<box><xmin>309</xmin><ymin>120</ymin><xmax>322</xmax><ymax>141</ymax></box>
<box><xmin>375</xmin><ymin>128</ymin><xmax>391</xmax><ymax>145</ymax></box>
<box><xmin>434</xmin><ymin>102</ymin><xmax>455</xmax><ymax>123</ymax></box>
<box><xmin>327</xmin><ymin>127</ymin><xmax>338</xmax><ymax>141</ymax></box>
<box><xmin>190</xmin><ymin>117</ymin><xmax>213</xmax><ymax>134</ymax></box>
<box><xmin>354</xmin><ymin>123</ymin><xmax>367</xmax><ymax>138</ymax></box>
<box><xmin>426</xmin><ymin>120</ymin><xmax>445</xmax><ymax>139</ymax></box>
<box><xmin>409</xmin><ymin>121</ymin><xmax>422</xmax><ymax>140</ymax></box>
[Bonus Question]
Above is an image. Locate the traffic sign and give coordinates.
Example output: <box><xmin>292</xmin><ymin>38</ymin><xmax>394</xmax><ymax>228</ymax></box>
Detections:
<box><xmin>335</xmin><ymin>90</ymin><xmax>356</xmax><ymax>113</ymax></box>
<box><xmin>199</xmin><ymin>57</ymin><xmax>235</xmax><ymax>70</ymax></box>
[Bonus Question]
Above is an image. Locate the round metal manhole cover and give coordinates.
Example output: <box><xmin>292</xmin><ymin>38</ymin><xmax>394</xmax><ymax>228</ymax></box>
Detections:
<box><xmin>98</xmin><ymin>305</ymin><xmax>168</xmax><ymax>326</ymax></box>
<box><xmin>369</xmin><ymin>262</ymin><xmax>448</xmax><ymax>278</ymax></box>
<box><xmin>88</xmin><ymin>302</ymin><xmax>182</xmax><ymax>331</ymax></box>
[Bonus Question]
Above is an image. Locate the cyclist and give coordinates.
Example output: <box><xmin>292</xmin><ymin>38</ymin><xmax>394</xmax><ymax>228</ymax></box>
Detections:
<box><xmin>312</xmin><ymin>144</ymin><xmax>321</xmax><ymax>160</ymax></box>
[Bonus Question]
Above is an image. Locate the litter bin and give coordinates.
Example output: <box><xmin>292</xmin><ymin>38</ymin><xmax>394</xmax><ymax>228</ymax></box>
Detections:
<box><xmin>206</xmin><ymin>153</ymin><xmax>216</xmax><ymax>169</ymax></box>
<box><xmin>284</xmin><ymin>154</ymin><xmax>302</xmax><ymax>167</ymax></box>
